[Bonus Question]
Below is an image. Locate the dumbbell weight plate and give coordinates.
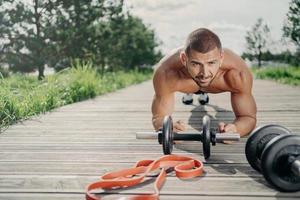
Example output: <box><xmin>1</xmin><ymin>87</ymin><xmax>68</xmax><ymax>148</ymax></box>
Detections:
<box><xmin>162</xmin><ymin>116</ymin><xmax>173</xmax><ymax>154</ymax></box>
<box><xmin>202</xmin><ymin>115</ymin><xmax>211</xmax><ymax>159</ymax></box>
<box><xmin>261</xmin><ymin>134</ymin><xmax>300</xmax><ymax>192</ymax></box>
<box><xmin>245</xmin><ymin>124</ymin><xmax>291</xmax><ymax>172</ymax></box>
<box><xmin>199</xmin><ymin>93</ymin><xmax>209</xmax><ymax>105</ymax></box>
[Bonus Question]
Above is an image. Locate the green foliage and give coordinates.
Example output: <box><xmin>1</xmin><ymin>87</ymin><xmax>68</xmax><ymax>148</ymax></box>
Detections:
<box><xmin>0</xmin><ymin>64</ymin><xmax>153</xmax><ymax>131</ymax></box>
<box><xmin>242</xmin><ymin>50</ymin><xmax>300</xmax><ymax>67</ymax></box>
<box><xmin>251</xmin><ymin>66</ymin><xmax>300</xmax><ymax>85</ymax></box>
<box><xmin>48</xmin><ymin>0</ymin><xmax>109</xmax><ymax>71</ymax></box>
<box><xmin>283</xmin><ymin>0</ymin><xmax>300</xmax><ymax>48</ymax></box>
<box><xmin>243</xmin><ymin>18</ymin><xmax>271</xmax><ymax>67</ymax></box>
<box><xmin>95</xmin><ymin>14</ymin><xmax>162</xmax><ymax>72</ymax></box>
<box><xmin>0</xmin><ymin>0</ymin><xmax>161</xmax><ymax>79</ymax></box>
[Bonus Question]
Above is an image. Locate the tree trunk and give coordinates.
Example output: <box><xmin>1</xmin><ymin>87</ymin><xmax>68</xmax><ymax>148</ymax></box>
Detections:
<box><xmin>258</xmin><ymin>53</ymin><xmax>262</xmax><ymax>67</ymax></box>
<box><xmin>38</xmin><ymin>65</ymin><xmax>45</xmax><ymax>80</ymax></box>
<box><xmin>258</xmin><ymin>46</ymin><xmax>262</xmax><ymax>67</ymax></box>
<box><xmin>34</xmin><ymin>0</ymin><xmax>45</xmax><ymax>80</ymax></box>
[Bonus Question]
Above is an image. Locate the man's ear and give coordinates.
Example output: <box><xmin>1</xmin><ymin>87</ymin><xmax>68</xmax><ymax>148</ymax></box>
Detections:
<box><xmin>219</xmin><ymin>49</ymin><xmax>224</xmax><ymax>65</ymax></box>
<box><xmin>180</xmin><ymin>51</ymin><xmax>187</xmax><ymax>67</ymax></box>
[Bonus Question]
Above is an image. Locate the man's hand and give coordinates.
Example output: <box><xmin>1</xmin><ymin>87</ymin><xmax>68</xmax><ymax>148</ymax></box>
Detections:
<box><xmin>218</xmin><ymin>122</ymin><xmax>237</xmax><ymax>133</ymax></box>
<box><xmin>173</xmin><ymin>120</ymin><xmax>187</xmax><ymax>132</ymax></box>
<box><xmin>218</xmin><ymin>122</ymin><xmax>238</xmax><ymax>144</ymax></box>
<box><xmin>172</xmin><ymin>120</ymin><xmax>186</xmax><ymax>144</ymax></box>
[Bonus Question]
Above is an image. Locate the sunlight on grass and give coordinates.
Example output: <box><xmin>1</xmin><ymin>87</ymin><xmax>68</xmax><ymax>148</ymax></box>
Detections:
<box><xmin>251</xmin><ymin>66</ymin><xmax>300</xmax><ymax>86</ymax></box>
<box><xmin>0</xmin><ymin>64</ymin><xmax>152</xmax><ymax>131</ymax></box>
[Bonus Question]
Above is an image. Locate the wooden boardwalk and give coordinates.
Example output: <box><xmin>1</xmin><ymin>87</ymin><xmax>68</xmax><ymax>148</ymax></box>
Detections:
<box><xmin>0</xmin><ymin>79</ymin><xmax>300</xmax><ymax>199</ymax></box>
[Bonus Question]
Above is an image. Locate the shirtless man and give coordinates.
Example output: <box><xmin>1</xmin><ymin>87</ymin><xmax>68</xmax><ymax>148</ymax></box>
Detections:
<box><xmin>152</xmin><ymin>28</ymin><xmax>257</xmax><ymax>137</ymax></box>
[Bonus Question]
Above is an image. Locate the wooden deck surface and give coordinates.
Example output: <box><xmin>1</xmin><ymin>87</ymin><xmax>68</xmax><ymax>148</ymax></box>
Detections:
<box><xmin>0</xmin><ymin>79</ymin><xmax>300</xmax><ymax>199</ymax></box>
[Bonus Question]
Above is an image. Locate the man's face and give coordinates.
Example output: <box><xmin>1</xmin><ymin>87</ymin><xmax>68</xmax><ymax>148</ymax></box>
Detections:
<box><xmin>181</xmin><ymin>47</ymin><xmax>223</xmax><ymax>87</ymax></box>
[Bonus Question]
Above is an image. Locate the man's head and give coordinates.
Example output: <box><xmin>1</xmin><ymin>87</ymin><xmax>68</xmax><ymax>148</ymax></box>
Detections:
<box><xmin>180</xmin><ymin>28</ymin><xmax>223</xmax><ymax>87</ymax></box>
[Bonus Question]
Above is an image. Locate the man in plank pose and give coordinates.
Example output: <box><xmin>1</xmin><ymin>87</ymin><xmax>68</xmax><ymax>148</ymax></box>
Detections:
<box><xmin>152</xmin><ymin>28</ymin><xmax>257</xmax><ymax>137</ymax></box>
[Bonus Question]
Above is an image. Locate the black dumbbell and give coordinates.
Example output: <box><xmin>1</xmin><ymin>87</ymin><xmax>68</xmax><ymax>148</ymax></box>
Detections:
<box><xmin>245</xmin><ymin>124</ymin><xmax>300</xmax><ymax>192</ymax></box>
<box><xmin>181</xmin><ymin>92</ymin><xmax>209</xmax><ymax>105</ymax></box>
<box><xmin>197</xmin><ymin>92</ymin><xmax>209</xmax><ymax>105</ymax></box>
<box><xmin>136</xmin><ymin>115</ymin><xmax>240</xmax><ymax>159</ymax></box>
<box><xmin>182</xmin><ymin>93</ymin><xmax>194</xmax><ymax>105</ymax></box>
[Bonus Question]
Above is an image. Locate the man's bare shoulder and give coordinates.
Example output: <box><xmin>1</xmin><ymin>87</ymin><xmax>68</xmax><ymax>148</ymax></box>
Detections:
<box><xmin>154</xmin><ymin>47</ymin><xmax>183</xmax><ymax>70</ymax></box>
<box><xmin>222</xmin><ymin>48</ymin><xmax>248</xmax><ymax>69</ymax></box>
<box><xmin>224</xmin><ymin>68</ymin><xmax>253</xmax><ymax>93</ymax></box>
<box><xmin>153</xmin><ymin>47</ymin><xmax>185</xmax><ymax>94</ymax></box>
<box><xmin>153</xmin><ymin>65</ymin><xmax>180</xmax><ymax>95</ymax></box>
<box><xmin>219</xmin><ymin>48</ymin><xmax>252</xmax><ymax>93</ymax></box>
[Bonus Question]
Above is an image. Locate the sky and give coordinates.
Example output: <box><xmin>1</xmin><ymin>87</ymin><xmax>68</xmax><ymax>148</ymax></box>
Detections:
<box><xmin>124</xmin><ymin>0</ymin><xmax>292</xmax><ymax>55</ymax></box>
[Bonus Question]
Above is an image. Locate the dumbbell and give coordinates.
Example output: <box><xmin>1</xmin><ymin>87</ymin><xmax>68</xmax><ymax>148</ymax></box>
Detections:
<box><xmin>245</xmin><ymin>124</ymin><xmax>300</xmax><ymax>192</ymax></box>
<box><xmin>197</xmin><ymin>91</ymin><xmax>209</xmax><ymax>105</ymax></box>
<box><xmin>181</xmin><ymin>92</ymin><xmax>209</xmax><ymax>105</ymax></box>
<box><xmin>136</xmin><ymin>115</ymin><xmax>240</xmax><ymax>159</ymax></box>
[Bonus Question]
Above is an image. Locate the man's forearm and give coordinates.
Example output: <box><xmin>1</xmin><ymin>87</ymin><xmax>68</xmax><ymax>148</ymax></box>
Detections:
<box><xmin>233</xmin><ymin>116</ymin><xmax>256</xmax><ymax>137</ymax></box>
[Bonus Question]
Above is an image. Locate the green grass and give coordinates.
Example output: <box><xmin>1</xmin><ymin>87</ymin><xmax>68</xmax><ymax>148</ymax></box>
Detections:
<box><xmin>251</xmin><ymin>66</ymin><xmax>300</xmax><ymax>86</ymax></box>
<box><xmin>0</xmin><ymin>64</ymin><xmax>153</xmax><ymax>131</ymax></box>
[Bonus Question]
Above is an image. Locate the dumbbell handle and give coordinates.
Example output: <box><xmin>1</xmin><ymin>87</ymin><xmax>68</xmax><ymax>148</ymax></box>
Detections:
<box><xmin>215</xmin><ymin>133</ymin><xmax>240</xmax><ymax>142</ymax></box>
<box><xmin>136</xmin><ymin>131</ymin><xmax>240</xmax><ymax>142</ymax></box>
<box><xmin>136</xmin><ymin>132</ymin><xmax>160</xmax><ymax>139</ymax></box>
<box><xmin>136</xmin><ymin>132</ymin><xmax>202</xmax><ymax>140</ymax></box>
<box><xmin>291</xmin><ymin>158</ymin><xmax>300</xmax><ymax>177</ymax></box>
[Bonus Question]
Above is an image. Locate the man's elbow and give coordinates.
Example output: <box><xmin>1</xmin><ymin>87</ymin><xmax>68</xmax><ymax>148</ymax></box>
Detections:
<box><xmin>245</xmin><ymin>116</ymin><xmax>257</xmax><ymax>136</ymax></box>
<box><xmin>250</xmin><ymin>115</ymin><xmax>257</xmax><ymax>128</ymax></box>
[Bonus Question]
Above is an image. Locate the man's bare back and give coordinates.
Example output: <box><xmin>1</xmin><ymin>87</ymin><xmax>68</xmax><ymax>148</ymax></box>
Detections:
<box><xmin>151</xmin><ymin>28</ymin><xmax>257</xmax><ymax>137</ymax></box>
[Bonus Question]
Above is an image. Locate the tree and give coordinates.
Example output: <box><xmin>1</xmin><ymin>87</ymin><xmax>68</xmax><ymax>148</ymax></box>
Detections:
<box><xmin>84</xmin><ymin>1</ymin><xmax>161</xmax><ymax>73</ymax></box>
<box><xmin>283</xmin><ymin>0</ymin><xmax>300</xmax><ymax>49</ymax></box>
<box><xmin>0</xmin><ymin>0</ymin><xmax>162</xmax><ymax>78</ymax></box>
<box><xmin>243</xmin><ymin>18</ymin><xmax>271</xmax><ymax>67</ymax></box>
<box><xmin>0</xmin><ymin>0</ymin><xmax>59</xmax><ymax>79</ymax></box>
<box><xmin>55</xmin><ymin>0</ymin><xmax>161</xmax><ymax>73</ymax></box>
<box><xmin>99</xmin><ymin>13</ymin><xmax>162</xmax><ymax>72</ymax></box>
<box><xmin>47</xmin><ymin>0</ymin><xmax>107</xmax><ymax>71</ymax></box>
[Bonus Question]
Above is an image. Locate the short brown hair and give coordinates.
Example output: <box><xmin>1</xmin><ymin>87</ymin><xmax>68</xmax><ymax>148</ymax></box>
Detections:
<box><xmin>184</xmin><ymin>28</ymin><xmax>222</xmax><ymax>55</ymax></box>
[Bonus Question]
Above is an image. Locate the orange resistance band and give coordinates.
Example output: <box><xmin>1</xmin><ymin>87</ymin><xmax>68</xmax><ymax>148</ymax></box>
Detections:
<box><xmin>86</xmin><ymin>154</ymin><xmax>204</xmax><ymax>200</ymax></box>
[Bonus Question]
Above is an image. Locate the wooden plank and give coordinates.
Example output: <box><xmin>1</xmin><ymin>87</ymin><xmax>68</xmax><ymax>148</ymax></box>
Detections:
<box><xmin>0</xmin><ymin>194</ymin><xmax>84</xmax><ymax>200</ymax></box>
<box><xmin>0</xmin><ymin>151</ymin><xmax>251</xmax><ymax>164</ymax></box>
<box><xmin>0</xmin><ymin>194</ymin><xmax>296</xmax><ymax>200</ymax></box>
<box><xmin>5</xmin><ymin>119</ymin><xmax>300</xmax><ymax>127</ymax></box>
<box><xmin>0</xmin><ymin>175</ymin><xmax>299</xmax><ymax>197</ymax></box>
<box><xmin>1</xmin><ymin>129</ymin><xmax>298</xmax><ymax>138</ymax></box>
<box><xmin>0</xmin><ymin>162</ymin><xmax>259</xmax><ymax>177</ymax></box>
<box><xmin>0</xmin><ymin>142</ymin><xmax>246</xmax><ymax>153</ymax></box>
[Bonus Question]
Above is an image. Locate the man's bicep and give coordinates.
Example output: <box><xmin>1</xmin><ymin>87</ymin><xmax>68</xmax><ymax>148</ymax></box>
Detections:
<box><xmin>152</xmin><ymin>68</ymin><xmax>175</xmax><ymax>119</ymax></box>
<box><xmin>231</xmin><ymin>92</ymin><xmax>257</xmax><ymax>119</ymax></box>
<box><xmin>227</xmin><ymin>69</ymin><xmax>256</xmax><ymax>119</ymax></box>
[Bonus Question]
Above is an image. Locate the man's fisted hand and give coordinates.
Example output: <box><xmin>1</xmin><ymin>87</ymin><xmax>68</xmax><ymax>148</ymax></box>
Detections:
<box><xmin>173</xmin><ymin>120</ymin><xmax>187</xmax><ymax>132</ymax></box>
<box><xmin>218</xmin><ymin>122</ymin><xmax>238</xmax><ymax>144</ymax></box>
<box><xmin>218</xmin><ymin>122</ymin><xmax>237</xmax><ymax>133</ymax></box>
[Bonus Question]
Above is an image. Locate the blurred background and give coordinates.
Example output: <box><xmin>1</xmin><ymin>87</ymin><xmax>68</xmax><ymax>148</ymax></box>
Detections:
<box><xmin>0</xmin><ymin>0</ymin><xmax>299</xmax><ymax>130</ymax></box>
<box><xmin>124</xmin><ymin>0</ymin><xmax>299</xmax><ymax>67</ymax></box>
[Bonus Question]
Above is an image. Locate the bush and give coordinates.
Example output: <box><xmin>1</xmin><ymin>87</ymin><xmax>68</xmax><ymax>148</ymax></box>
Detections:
<box><xmin>251</xmin><ymin>66</ymin><xmax>300</xmax><ymax>86</ymax></box>
<box><xmin>0</xmin><ymin>67</ymin><xmax>10</xmax><ymax>78</ymax></box>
